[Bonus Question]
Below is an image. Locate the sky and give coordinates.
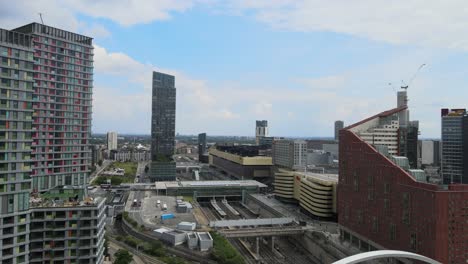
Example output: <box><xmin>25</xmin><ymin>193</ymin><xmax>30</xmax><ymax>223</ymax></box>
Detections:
<box><xmin>2</xmin><ymin>0</ymin><xmax>468</xmax><ymax>138</ymax></box>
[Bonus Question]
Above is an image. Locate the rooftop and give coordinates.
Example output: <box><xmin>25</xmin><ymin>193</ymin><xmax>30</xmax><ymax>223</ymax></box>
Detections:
<box><xmin>155</xmin><ymin>180</ymin><xmax>267</xmax><ymax>190</ymax></box>
<box><xmin>197</xmin><ymin>232</ymin><xmax>212</xmax><ymax>241</ymax></box>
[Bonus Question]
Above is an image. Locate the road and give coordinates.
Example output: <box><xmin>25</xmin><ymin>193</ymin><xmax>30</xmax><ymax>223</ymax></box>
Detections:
<box><xmin>88</xmin><ymin>159</ymin><xmax>113</xmax><ymax>184</ymax></box>
<box><xmin>135</xmin><ymin>161</ymin><xmax>149</xmax><ymax>183</ymax></box>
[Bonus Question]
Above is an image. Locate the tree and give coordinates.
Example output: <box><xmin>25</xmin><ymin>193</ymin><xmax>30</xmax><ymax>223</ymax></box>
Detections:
<box><xmin>114</xmin><ymin>249</ymin><xmax>133</xmax><ymax>264</ymax></box>
<box><xmin>144</xmin><ymin>165</ymin><xmax>149</xmax><ymax>173</ymax></box>
<box><xmin>98</xmin><ymin>159</ymin><xmax>103</xmax><ymax>166</ymax></box>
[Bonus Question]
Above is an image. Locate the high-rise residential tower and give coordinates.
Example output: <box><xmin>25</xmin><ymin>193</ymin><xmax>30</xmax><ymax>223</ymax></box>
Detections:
<box><xmin>13</xmin><ymin>23</ymin><xmax>93</xmax><ymax>192</ymax></box>
<box><xmin>255</xmin><ymin>120</ymin><xmax>268</xmax><ymax>145</ymax></box>
<box><xmin>441</xmin><ymin>108</ymin><xmax>468</xmax><ymax>184</ymax></box>
<box><xmin>0</xmin><ymin>23</ymin><xmax>105</xmax><ymax>264</ymax></box>
<box><xmin>0</xmin><ymin>28</ymin><xmax>35</xmax><ymax>264</ymax></box>
<box><xmin>334</xmin><ymin>120</ymin><xmax>344</xmax><ymax>141</ymax></box>
<box><xmin>106</xmin><ymin>131</ymin><xmax>117</xmax><ymax>151</ymax></box>
<box><xmin>150</xmin><ymin>71</ymin><xmax>176</xmax><ymax>181</ymax></box>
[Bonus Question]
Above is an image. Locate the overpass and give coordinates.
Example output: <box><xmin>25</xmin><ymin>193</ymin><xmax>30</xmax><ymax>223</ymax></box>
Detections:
<box><xmin>218</xmin><ymin>226</ymin><xmax>307</xmax><ymax>238</ymax></box>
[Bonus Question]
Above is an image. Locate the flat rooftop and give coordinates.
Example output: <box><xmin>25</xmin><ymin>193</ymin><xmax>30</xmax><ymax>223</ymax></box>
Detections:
<box><xmin>302</xmin><ymin>172</ymin><xmax>339</xmax><ymax>183</ymax></box>
<box><xmin>155</xmin><ymin>180</ymin><xmax>267</xmax><ymax>190</ymax></box>
<box><xmin>198</xmin><ymin>232</ymin><xmax>212</xmax><ymax>240</ymax></box>
<box><xmin>167</xmin><ymin>230</ymin><xmax>186</xmax><ymax>235</ymax></box>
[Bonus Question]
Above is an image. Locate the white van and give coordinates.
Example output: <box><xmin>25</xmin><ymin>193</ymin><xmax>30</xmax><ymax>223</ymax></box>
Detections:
<box><xmin>157</xmin><ymin>200</ymin><xmax>161</xmax><ymax>206</ymax></box>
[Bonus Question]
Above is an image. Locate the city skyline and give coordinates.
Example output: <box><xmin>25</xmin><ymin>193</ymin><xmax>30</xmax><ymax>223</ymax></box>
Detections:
<box><xmin>2</xmin><ymin>1</ymin><xmax>468</xmax><ymax>138</ymax></box>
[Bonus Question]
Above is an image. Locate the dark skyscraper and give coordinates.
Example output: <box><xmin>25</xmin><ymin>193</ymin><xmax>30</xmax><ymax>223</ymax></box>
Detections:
<box><xmin>334</xmin><ymin>120</ymin><xmax>344</xmax><ymax>141</ymax></box>
<box><xmin>198</xmin><ymin>133</ymin><xmax>208</xmax><ymax>163</ymax></box>
<box><xmin>441</xmin><ymin>108</ymin><xmax>468</xmax><ymax>184</ymax></box>
<box><xmin>150</xmin><ymin>71</ymin><xmax>176</xmax><ymax>181</ymax></box>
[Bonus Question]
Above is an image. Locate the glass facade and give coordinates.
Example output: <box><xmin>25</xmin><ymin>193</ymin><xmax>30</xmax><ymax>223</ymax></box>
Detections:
<box><xmin>150</xmin><ymin>71</ymin><xmax>176</xmax><ymax>181</ymax></box>
<box><xmin>441</xmin><ymin>109</ymin><xmax>468</xmax><ymax>184</ymax></box>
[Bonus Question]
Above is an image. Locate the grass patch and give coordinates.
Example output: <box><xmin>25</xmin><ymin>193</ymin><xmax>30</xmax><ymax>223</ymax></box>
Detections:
<box><xmin>91</xmin><ymin>161</ymin><xmax>138</xmax><ymax>185</ymax></box>
<box><xmin>210</xmin><ymin>232</ymin><xmax>245</xmax><ymax>264</ymax></box>
<box><xmin>183</xmin><ymin>196</ymin><xmax>194</xmax><ymax>203</ymax></box>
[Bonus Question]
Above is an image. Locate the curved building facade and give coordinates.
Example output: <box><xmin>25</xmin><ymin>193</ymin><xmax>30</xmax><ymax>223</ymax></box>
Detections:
<box><xmin>273</xmin><ymin>169</ymin><xmax>337</xmax><ymax>218</ymax></box>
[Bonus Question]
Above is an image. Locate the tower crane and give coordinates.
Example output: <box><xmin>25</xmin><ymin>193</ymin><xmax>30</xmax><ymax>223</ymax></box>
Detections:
<box><xmin>401</xmin><ymin>64</ymin><xmax>426</xmax><ymax>90</ymax></box>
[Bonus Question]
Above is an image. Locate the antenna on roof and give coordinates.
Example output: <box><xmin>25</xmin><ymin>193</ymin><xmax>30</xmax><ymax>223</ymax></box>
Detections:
<box><xmin>38</xmin><ymin>13</ymin><xmax>45</xmax><ymax>25</ymax></box>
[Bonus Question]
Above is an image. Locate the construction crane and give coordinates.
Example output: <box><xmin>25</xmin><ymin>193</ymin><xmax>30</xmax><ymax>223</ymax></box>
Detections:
<box><xmin>401</xmin><ymin>63</ymin><xmax>426</xmax><ymax>90</ymax></box>
<box><xmin>38</xmin><ymin>13</ymin><xmax>44</xmax><ymax>25</ymax></box>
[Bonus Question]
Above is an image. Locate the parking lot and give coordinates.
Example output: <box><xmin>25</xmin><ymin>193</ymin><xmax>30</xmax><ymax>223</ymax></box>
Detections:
<box><xmin>126</xmin><ymin>191</ymin><xmax>197</xmax><ymax>229</ymax></box>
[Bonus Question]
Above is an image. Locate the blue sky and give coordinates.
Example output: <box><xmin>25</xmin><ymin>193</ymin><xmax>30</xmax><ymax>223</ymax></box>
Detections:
<box><xmin>3</xmin><ymin>0</ymin><xmax>468</xmax><ymax>138</ymax></box>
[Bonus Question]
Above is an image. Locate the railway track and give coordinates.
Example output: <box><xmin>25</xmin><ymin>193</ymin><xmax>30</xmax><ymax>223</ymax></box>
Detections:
<box><xmin>232</xmin><ymin>202</ymin><xmax>258</xmax><ymax>219</ymax></box>
<box><xmin>229</xmin><ymin>238</ymin><xmax>257</xmax><ymax>264</ymax></box>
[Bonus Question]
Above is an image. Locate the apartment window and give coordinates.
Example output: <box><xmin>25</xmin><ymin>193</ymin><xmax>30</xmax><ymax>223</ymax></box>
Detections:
<box><xmin>410</xmin><ymin>233</ymin><xmax>417</xmax><ymax>250</ymax></box>
<box><xmin>372</xmin><ymin>216</ymin><xmax>379</xmax><ymax>233</ymax></box>
<box><xmin>389</xmin><ymin>224</ymin><xmax>396</xmax><ymax>241</ymax></box>
<box><xmin>384</xmin><ymin>182</ymin><xmax>390</xmax><ymax>194</ymax></box>
<box><xmin>368</xmin><ymin>189</ymin><xmax>374</xmax><ymax>201</ymax></box>
<box><xmin>402</xmin><ymin>193</ymin><xmax>411</xmax><ymax>225</ymax></box>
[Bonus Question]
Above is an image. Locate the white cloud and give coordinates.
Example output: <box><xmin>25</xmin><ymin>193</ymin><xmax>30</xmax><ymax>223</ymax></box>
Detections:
<box><xmin>253</xmin><ymin>101</ymin><xmax>273</xmax><ymax>116</ymax></box>
<box><xmin>68</xmin><ymin>0</ymin><xmax>195</xmax><ymax>26</ymax></box>
<box><xmin>222</xmin><ymin>0</ymin><xmax>468</xmax><ymax>50</ymax></box>
<box><xmin>92</xmin><ymin>45</ymin><xmax>243</xmax><ymax>134</ymax></box>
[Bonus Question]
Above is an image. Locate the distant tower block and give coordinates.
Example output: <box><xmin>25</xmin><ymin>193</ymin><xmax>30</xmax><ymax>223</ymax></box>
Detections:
<box><xmin>335</xmin><ymin>120</ymin><xmax>344</xmax><ymax>141</ymax></box>
<box><xmin>255</xmin><ymin>120</ymin><xmax>268</xmax><ymax>145</ymax></box>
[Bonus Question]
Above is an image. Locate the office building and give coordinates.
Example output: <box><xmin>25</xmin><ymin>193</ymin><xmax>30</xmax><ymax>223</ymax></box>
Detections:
<box><xmin>339</xmin><ymin>106</ymin><xmax>468</xmax><ymax>264</ymax></box>
<box><xmin>0</xmin><ymin>28</ymin><xmax>35</xmax><ymax>264</ymax></box>
<box><xmin>419</xmin><ymin>140</ymin><xmax>441</xmax><ymax>166</ymax></box>
<box><xmin>198</xmin><ymin>133</ymin><xmax>208</xmax><ymax>163</ymax></box>
<box><xmin>106</xmin><ymin>131</ymin><xmax>117</xmax><ymax>151</ymax></box>
<box><xmin>150</xmin><ymin>71</ymin><xmax>176</xmax><ymax>181</ymax></box>
<box><xmin>397</xmin><ymin>91</ymin><xmax>419</xmax><ymax>168</ymax></box>
<box><xmin>441</xmin><ymin>108</ymin><xmax>468</xmax><ymax>184</ymax></box>
<box><xmin>272</xmin><ymin>139</ymin><xmax>307</xmax><ymax>170</ymax></box>
<box><xmin>12</xmin><ymin>23</ymin><xmax>93</xmax><ymax>192</ymax></box>
<box><xmin>208</xmin><ymin>145</ymin><xmax>272</xmax><ymax>180</ymax></box>
<box><xmin>255</xmin><ymin>120</ymin><xmax>268</xmax><ymax>145</ymax></box>
<box><xmin>334</xmin><ymin>120</ymin><xmax>344</xmax><ymax>141</ymax></box>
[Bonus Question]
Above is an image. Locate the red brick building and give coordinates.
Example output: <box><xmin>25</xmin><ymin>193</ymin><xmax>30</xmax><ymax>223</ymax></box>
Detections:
<box><xmin>338</xmin><ymin>107</ymin><xmax>468</xmax><ymax>264</ymax></box>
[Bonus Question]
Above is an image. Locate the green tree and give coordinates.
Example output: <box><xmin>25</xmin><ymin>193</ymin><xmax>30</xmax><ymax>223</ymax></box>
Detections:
<box><xmin>114</xmin><ymin>249</ymin><xmax>133</xmax><ymax>264</ymax></box>
<box><xmin>98</xmin><ymin>160</ymin><xmax>103</xmax><ymax>166</ymax></box>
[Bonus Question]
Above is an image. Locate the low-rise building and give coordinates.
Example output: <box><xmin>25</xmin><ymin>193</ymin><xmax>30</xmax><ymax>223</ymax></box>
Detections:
<box><xmin>196</xmin><ymin>232</ymin><xmax>213</xmax><ymax>251</ymax></box>
<box><xmin>209</xmin><ymin>145</ymin><xmax>272</xmax><ymax>180</ymax></box>
<box><xmin>154</xmin><ymin>180</ymin><xmax>267</xmax><ymax>197</ymax></box>
<box><xmin>111</xmin><ymin>150</ymin><xmax>151</xmax><ymax>162</ymax></box>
